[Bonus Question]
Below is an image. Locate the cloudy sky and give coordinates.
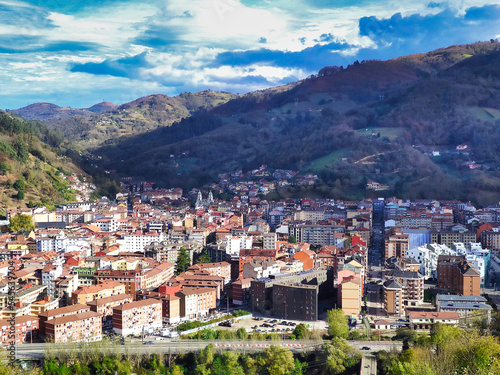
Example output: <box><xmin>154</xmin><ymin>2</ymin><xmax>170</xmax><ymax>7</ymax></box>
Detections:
<box><xmin>1</xmin><ymin>0</ymin><xmax>500</xmax><ymax>109</ymax></box>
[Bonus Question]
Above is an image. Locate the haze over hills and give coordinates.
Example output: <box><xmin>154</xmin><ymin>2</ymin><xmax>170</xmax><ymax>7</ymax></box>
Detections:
<box><xmin>11</xmin><ymin>41</ymin><xmax>500</xmax><ymax>205</ymax></box>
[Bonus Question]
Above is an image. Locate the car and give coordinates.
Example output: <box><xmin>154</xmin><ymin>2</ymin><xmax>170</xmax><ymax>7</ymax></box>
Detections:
<box><xmin>281</xmin><ymin>321</ymin><xmax>288</xmax><ymax>325</ymax></box>
<box><xmin>361</xmin><ymin>346</ymin><xmax>371</xmax><ymax>350</ymax></box>
<box><xmin>271</xmin><ymin>319</ymin><xmax>278</xmax><ymax>323</ymax></box>
<box><xmin>398</xmin><ymin>319</ymin><xmax>406</xmax><ymax>322</ymax></box>
<box><xmin>251</xmin><ymin>325</ymin><xmax>258</xmax><ymax>329</ymax></box>
<box><xmin>143</xmin><ymin>341</ymin><xmax>155</xmax><ymax>345</ymax></box>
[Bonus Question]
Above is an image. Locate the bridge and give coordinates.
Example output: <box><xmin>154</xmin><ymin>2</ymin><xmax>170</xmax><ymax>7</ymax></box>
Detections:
<box><xmin>11</xmin><ymin>339</ymin><xmax>402</xmax><ymax>361</ymax></box>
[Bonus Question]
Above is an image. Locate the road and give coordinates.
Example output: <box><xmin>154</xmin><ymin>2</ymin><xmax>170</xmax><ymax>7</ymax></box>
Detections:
<box><xmin>11</xmin><ymin>340</ymin><xmax>402</xmax><ymax>359</ymax></box>
<box><xmin>360</xmin><ymin>354</ymin><xmax>377</xmax><ymax>375</ymax></box>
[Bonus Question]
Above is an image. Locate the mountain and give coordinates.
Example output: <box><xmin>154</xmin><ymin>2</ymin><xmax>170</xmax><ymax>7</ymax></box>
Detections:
<box><xmin>0</xmin><ymin>111</ymin><xmax>91</xmax><ymax>211</ymax></box>
<box><xmin>85</xmin><ymin>41</ymin><xmax>500</xmax><ymax>205</ymax></box>
<box><xmin>35</xmin><ymin>90</ymin><xmax>238</xmax><ymax>149</ymax></box>
<box><xmin>87</xmin><ymin>101</ymin><xmax>118</xmax><ymax>113</ymax></box>
<box><xmin>16</xmin><ymin>41</ymin><xmax>500</xmax><ymax>205</ymax></box>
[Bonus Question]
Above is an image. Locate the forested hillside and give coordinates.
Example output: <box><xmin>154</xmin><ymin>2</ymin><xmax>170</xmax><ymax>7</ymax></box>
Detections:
<box><xmin>0</xmin><ymin>111</ymin><xmax>87</xmax><ymax>212</ymax></box>
<box><xmin>11</xmin><ymin>42</ymin><xmax>500</xmax><ymax>205</ymax></box>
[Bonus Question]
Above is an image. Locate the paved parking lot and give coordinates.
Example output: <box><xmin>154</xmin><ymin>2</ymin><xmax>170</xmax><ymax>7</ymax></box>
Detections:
<box><xmin>217</xmin><ymin>314</ymin><xmax>328</xmax><ymax>334</ymax></box>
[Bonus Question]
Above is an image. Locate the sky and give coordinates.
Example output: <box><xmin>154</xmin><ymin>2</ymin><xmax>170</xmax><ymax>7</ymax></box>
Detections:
<box><xmin>1</xmin><ymin>0</ymin><xmax>500</xmax><ymax>109</ymax></box>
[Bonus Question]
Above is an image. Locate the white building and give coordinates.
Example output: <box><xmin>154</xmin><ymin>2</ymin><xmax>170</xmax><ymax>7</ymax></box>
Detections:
<box><xmin>42</xmin><ymin>264</ymin><xmax>63</xmax><ymax>298</ymax></box>
<box><xmin>225</xmin><ymin>235</ymin><xmax>253</xmax><ymax>256</ymax></box>
<box><xmin>408</xmin><ymin>243</ymin><xmax>454</xmax><ymax>279</ymax></box>
<box><xmin>36</xmin><ymin>232</ymin><xmax>68</xmax><ymax>252</ymax></box>
<box><xmin>117</xmin><ymin>231</ymin><xmax>163</xmax><ymax>253</ymax></box>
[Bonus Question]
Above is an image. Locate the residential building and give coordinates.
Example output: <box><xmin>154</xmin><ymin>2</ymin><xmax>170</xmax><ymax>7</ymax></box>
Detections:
<box><xmin>88</xmin><ymin>294</ymin><xmax>133</xmax><ymax>332</ymax></box>
<box><xmin>385</xmin><ymin>228</ymin><xmax>410</xmax><ymax>261</ymax></box>
<box><xmin>0</xmin><ymin>315</ymin><xmax>39</xmax><ymax>344</ymax></box>
<box><xmin>432</xmin><ymin>230</ymin><xmax>477</xmax><ymax>248</ymax></box>
<box><xmin>45</xmin><ymin>311</ymin><xmax>102</xmax><ymax>343</ymax></box>
<box><xmin>436</xmin><ymin>294</ymin><xmax>491</xmax><ymax>323</ymax></box>
<box><xmin>38</xmin><ymin>304</ymin><xmax>92</xmax><ymax>339</ymax></box>
<box><xmin>337</xmin><ymin>275</ymin><xmax>362</xmax><ymax>318</ymax></box>
<box><xmin>408</xmin><ymin>311</ymin><xmax>460</xmax><ymax>330</ymax></box>
<box><xmin>175</xmin><ymin>287</ymin><xmax>217</xmax><ymax>320</ymax></box>
<box><xmin>112</xmin><ymin>299</ymin><xmax>162</xmax><ymax>336</ymax></box>
<box><xmin>437</xmin><ymin>255</ymin><xmax>481</xmax><ymax>296</ymax></box>
<box><xmin>251</xmin><ymin>268</ymin><xmax>330</xmax><ymax>315</ymax></box>
<box><xmin>232</xmin><ymin>278</ymin><xmax>253</xmax><ymax>305</ymax></box>
<box><xmin>272</xmin><ymin>283</ymin><xmax>318</xmax><ymax>321</ymax></box>
<box><xmin>383</xmin><ymin>278</ymin><xmax>404</xmax><ymax>317</ymax></box>
<box><xmin>72</xmin><ymin>281</ymin><xmax>126</xmax><ymax>305</ymax></box>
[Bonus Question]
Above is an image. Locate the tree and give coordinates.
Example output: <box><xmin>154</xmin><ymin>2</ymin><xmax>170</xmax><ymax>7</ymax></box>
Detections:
<box><xmin>260</xmin><ymin>345</ymin><xmax>295</xmax><ymax>375</ymax></box>
<box><xmin>13</xmin><ymin>179</ymin><xmax>25</xmax><ymax>191</ymax></box>
<box><xmin>8</xmin><ymin>214</ymin><xmax>35</xmax><ymax>232</ymax></box>
<box><xmin>176</xmin><ymin>247</ymin><xmax>191</xmax><ymax>274</ymax></box>
<box><xmin>288</xmin><ymin>235</ymin><xmax>297</xmax><ymax>243</ymax></box>
<box><xmin>16</xmin><ymin>190</ymin><xmax>25</xmax><ymax>200</ymax></box>
<box><xmin>323</xmin><ymin>338</ymin><xmax>361</xmax><ymax>375</ymax></box>
<box><xmin>293</xmin><ymin>324</ymin><xmax>308</xmax><ymax>339</ymax></box>
<box><xmin>196</xmin><ymin>250</ymin><xmax>212</xmax><ymax>264</ymax></box>
<box><xmin>326</xmin><ymin>309</ymin><xmax>349</xmax><ymax>339</ymax></box>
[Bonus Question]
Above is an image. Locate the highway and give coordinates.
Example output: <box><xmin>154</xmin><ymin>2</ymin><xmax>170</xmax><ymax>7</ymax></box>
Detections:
<box><xmin>11</xmin><ymin>340</ymin><xmax>402</xmax><ymax>359</ymax></box>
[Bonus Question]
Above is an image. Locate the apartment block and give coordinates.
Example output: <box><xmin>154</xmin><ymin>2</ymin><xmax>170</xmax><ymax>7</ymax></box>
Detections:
<box><xmin>383</xmin><ymin>279</ymin><xmax>404</xmax><ymax>317</ymax></box>
<box><xmin>272</xmin><ymin>283</ymin><xmax>318</xmax><ymax>321</ymax></box>
<box><xmin>175</xmin><ymin>287</ymin><xmax>217</xmax><ymax>320</ymax></box>
<box><xmin>408</xmin><ymin>311</ymin><xmax>459</xmax><ymax>330</ymax></box>
<box><xmin>45</xmin><ymin>311</ymin><xmax>102</xmax><ymax>343</ymax></box>
<box><xmin>112</xmin><ymin>299</ymin><xmax>162</xmax><ymax>336</ymax></box>
<box><xmin>38</xmin><ymin>303</ymin><xmax>91</xmax><ymax>339</ymax></box>
<box><xmin>437</xmin><ymin>255</ymin><xmax>481</xmax><ymax>296</ymax></box>
<box><xmin>337</xmin><ymin>274</ymin><xmax>362</xmax><ymax>318</ymax></box>
<box><xmin>251</xmin><ymin>268</ymin><xmax>330</xmax><ymax>315</ymax></box>
<box><xmin>71</xmin><ymin>281</ymin><xmax>126</xmax><ymax>305</ymax></box>
<box><xmin>385</xmin><ymin>228</ymin><xmax>409</xmax><ymax>261</ymax></box>
<box><xmin>88</xmin><ymin>294</ymin><xmax>133</xmax><ymax>332</ymax></box>
<box><xmin>232</xmin><ymin>278</ymin><xmax>253</xmax><ymax>305</ymax></box>
<box><xmin>431</xmin><ymin>230</ymin><xmax>477</xmax><ymax>248</ymax></box>
<box><xmin>188</xmin><ymin>262</ymin><xmax>231</xmax><ymax>284</ymax></box>
<box><xmin>0</xmin><ymin>315</ymin><xmax>39</xmax><ymax>344</ymax></box>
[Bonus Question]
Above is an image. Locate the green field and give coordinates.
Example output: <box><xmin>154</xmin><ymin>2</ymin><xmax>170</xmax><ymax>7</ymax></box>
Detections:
<box><xmin>357</xmin><ymin>127</ymin><xmax>405</xmax><ymax>141</ymax></box>
<box><xmin>175</xmin><ymin>157</ymin><xmax>199</xmax><ymax>174</ymax></box>
<box><xmin>469</xmin><ymin>107</ymin><xmax>500</xmax><ymax>122</ymax></box>
<box><xmin>307</xmin><ymin>149</ymin><xmax>348</xmax><ymax>171</ymax></box>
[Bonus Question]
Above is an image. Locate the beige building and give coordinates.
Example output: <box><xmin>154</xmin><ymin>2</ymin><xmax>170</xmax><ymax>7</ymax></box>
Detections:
<box><xmin>88</xmin><ymin>294</ymin><xmax>133</xmax><ymax>332</ymax></box>
<box><xmin>338</xmin><ymin>276</ymin><xmax>362</xmax><ymax>318</ymax></box>
<box><xmin>31</xmin><ymin>296</ymin><xmax>60</xmax><ymax>316</ymax></box>
<box><xmin>385</xmin><ymin>228</ymin><xmax>410</xmax><ymax>261</ymax></box>
<box><xmin>71</xmin><ymin>281</ymin><xmax>126</xmax><ymax>305</ymax></box>
<box><xmin>188</xmin><ymin>262</ymin><xmax>231</xmax><ymax>284</ymax></box>
<box><xmin>174</xmin><ymin>287</ymin><xmax>216</xmax><ymax>320</ymax></box>
<box><xmin>161</xmin><ymin>294</ymin><xmax>181</xmax><ymax>325</ymax></box>
<box><xmin>112</xmin><ymin>299</ymin><xmax>162</xmax><ymax>336</ymax></box>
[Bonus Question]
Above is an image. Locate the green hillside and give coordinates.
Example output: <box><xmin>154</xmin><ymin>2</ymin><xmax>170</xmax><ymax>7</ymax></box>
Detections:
<box><xmin>41</xmin><ymin>90</ymin><xmax>238</xmax><ymax>149</ymax></box>
<box><xmin>15</xmin><ymin>41</ymin><xmax>500</xmax><ymax>205</ymax></box>
<box><xmin>0</xmin><ymin>112</ymin><xmax>89</xmax><ymax>212</ymax></box>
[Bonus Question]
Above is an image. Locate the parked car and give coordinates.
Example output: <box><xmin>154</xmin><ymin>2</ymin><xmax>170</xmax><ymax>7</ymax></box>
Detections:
<box><xmin>361</xmin><ymin>346</ymin><xmax>370</xmax><ymax>350</ymax></box>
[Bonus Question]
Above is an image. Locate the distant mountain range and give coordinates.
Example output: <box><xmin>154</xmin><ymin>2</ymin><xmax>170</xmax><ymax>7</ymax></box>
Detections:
<box><xmin>10</xmin><ymin>41</ymin><xmax>500</xmax><ymax>205</ymax></box>
<box><xmin>12</xmin><ymin>101</ymin><xmax>118</xmax><ymax>122</ymax></box>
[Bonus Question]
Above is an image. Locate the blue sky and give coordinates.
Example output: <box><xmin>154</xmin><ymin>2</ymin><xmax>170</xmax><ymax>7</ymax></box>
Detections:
<box><xmin>1</xmin><ymin>0</ymin><xmax>499</xmax><ymax>109</ymax></box>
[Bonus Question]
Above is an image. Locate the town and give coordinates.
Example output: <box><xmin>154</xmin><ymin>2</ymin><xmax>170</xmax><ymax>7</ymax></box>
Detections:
<box><xmin>1</xmin><ymin>180</ymin><xmax>498</xmax><ymax>347</ymax></box>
